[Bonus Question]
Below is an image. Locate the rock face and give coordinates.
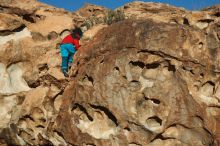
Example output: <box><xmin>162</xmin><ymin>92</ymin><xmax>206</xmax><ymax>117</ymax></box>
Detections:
<box><xmin>0</xmin><ymin>0</ymin><xmax>74</xmax><ymax>145</ymax></box>
<box><xmin>60</xmin><ymin>19</ymin><xmax>220</xmax><ymax>145</ymax></box>
<box><xmin>0</xmin><ymin>0</ymin><xmax>220</xmax><ymax>146</ymax></box>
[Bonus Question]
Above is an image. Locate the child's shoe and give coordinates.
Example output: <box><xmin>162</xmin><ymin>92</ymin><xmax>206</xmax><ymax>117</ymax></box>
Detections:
<box><xmin>62</xmin><ymin>69</ymin><xmax>69</xmax><ymax>77</ymax></box>
<box><xmin>68</xmin><ymin>62</ymin><xmax>73</xmax><ymax>70</ymax></box>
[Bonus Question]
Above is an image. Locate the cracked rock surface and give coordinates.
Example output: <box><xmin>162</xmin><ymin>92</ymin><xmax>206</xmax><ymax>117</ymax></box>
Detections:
<box><xmin>0</xmin><ymin>0</ymin><xmax>220</xmax><ymax>146</ymax></box>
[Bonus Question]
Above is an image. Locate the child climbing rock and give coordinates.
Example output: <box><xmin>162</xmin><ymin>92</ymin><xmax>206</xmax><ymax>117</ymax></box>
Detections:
<box><xmin>60</xmin><ymin>28</ymin><xmax>83</xmax><ymax>77</ymax></box>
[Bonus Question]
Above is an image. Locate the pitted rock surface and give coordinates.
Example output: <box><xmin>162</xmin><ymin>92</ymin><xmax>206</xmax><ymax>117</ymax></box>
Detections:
<box><xmin>0</xmin><ymin>0</ymin><xmax>220</xmax><ymax>146</ymax></box>
<box><xmin>58</xmin><ymin>19</ymin><xmax>220</xmax><ymax>146</ymax></box>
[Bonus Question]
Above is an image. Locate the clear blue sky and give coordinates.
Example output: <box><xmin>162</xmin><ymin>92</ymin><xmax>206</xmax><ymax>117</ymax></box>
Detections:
<box><xmin>39</xmin><ymin>0</ymin><xmax>220</xmax><ymax>11</ymax></box>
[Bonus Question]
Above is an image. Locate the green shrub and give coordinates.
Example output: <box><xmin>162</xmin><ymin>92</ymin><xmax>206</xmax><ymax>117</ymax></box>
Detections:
<box><xmin>104</xmin><ymin>9</ymin><xmax>125</xmax><ymax>25</ymax></box>
<box><xmin>82</xmin><ymin>16</ymin><xmax>104</xmax><ymax>30</ymax></box>
<box><xmin>81</xmin><ymin>9</ymin><xmax>125</xmax><ymax>29</ymax></box>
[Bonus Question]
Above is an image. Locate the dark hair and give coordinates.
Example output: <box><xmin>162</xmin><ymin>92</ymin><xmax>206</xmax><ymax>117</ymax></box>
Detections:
<box><xmin>71</xmin><ymin>27</ymin><xmax>83</xmax><ymax>39</ymax></box>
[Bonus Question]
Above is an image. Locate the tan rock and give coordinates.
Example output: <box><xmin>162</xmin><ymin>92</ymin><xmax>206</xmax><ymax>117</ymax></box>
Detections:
<box><xmin>0</xmin><ymin>95</ymin><xmax>17</xmax><ymax>128</ymax></box>
<box><xmin>121</xmin><ymin>2</ymin><xmax>187</xmax><ymax>24</ymax></box>
<box><xmin>147</xmin><ymin>139</ymin><xmax>188</xmax><ymax>146</ymax></box>
<box><xmin>76</xmin><ymin>3</ymin><xmax>108</xmax><ymax>18</ymax></box>
<box><xmin>45</xmin><ymin>49</ymin><xmax>61</xmax><ymax>68</ymax></box>
<box><xmin>48</xmin><ymin>68</ymin><xmax>65</xmax><ymax>80</ymax></box>
<box><xmin>121</xmin><ymin>2</ymin><xmax>219</xmax><ymax>31</ymax></box>
<box><xmin>54</xmin><ymin>95</ymin><xmax>62</xmax><ymax>111</ymax></box>
<box><xmin>0</xmin><ymin>63</ymin><xmax>30</xmax><ymax>94</ymax></box>
<box><xmin>0</xmin><ymin>27</ymin><xmax>31</xmax><ymax>45</ymax></box>
<box><xmin>28</xmin><ymin>15</ymin><xmax>73</xmax><ymax>36</ymax></box>
<box><xmin>82</xmin><ymin>24</ymin><xmax>107</xmax><ymax>43</ymax></box>
<box><xmin>58</xmin><ymin>19</ymin><xmax>220</xmax><ymax>145</ymax></box>
<box><xmin>21</xmin><ymin>86</ymin><xmax>49</xmax><ymax>114</ymax></box>
<box><xmin>0</xmin><ymin>13</ymin><xmax>24</xmax><ymax>32</ymax></box>
<box><xmin>48</xmin><ymin>84</ymin><xmax>61</xmax><ymax>98</ymax></box>
<box><xmin>76</xmin><ymin>110</ymin><xmax>118</xmax><ymax>139</ymax></box>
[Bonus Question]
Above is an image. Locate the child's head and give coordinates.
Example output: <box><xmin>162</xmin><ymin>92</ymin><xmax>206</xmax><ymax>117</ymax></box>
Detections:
<box><xmin>71</xmin><ymin>27</ymin><xmax>83</xmax><ymax>39</ymax></box>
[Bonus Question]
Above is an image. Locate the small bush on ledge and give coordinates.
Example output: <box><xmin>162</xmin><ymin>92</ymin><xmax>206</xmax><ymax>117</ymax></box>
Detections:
<box><xmin>104</xmin><ymin>9</ymin><xmax>125</xmax><ymax>25</ymax></box>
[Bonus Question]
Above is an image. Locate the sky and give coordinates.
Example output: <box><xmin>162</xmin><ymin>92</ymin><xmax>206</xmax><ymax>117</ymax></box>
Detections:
<box><xmin>39</xmin><ymin>0</ymin><xmax>220</xmax><ymax>11</ymax></box>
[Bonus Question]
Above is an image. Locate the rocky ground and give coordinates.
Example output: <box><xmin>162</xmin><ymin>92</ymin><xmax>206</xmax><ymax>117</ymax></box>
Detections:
<box><xmin>0</xmin><ymin>0</ymin><xmax>220</xmax><ymax>145</ymax></box>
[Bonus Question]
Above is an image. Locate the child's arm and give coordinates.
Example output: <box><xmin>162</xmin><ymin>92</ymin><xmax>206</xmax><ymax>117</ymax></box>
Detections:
<box><xmin>72</xmin><ymin>39</ymin><xmax>80</xmax><ymax>50</ymax></box>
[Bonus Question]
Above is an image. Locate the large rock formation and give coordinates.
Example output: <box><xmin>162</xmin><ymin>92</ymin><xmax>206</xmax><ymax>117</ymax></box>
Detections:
<box><xmin>0</xmin><ymin>0</ymin><xmax>220</xmax><ymax>146</ymax></box>
<box><xmin>0</xmin><ymin>1</ymin><xmax>74</xmax><ymax>145</ymax></box>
